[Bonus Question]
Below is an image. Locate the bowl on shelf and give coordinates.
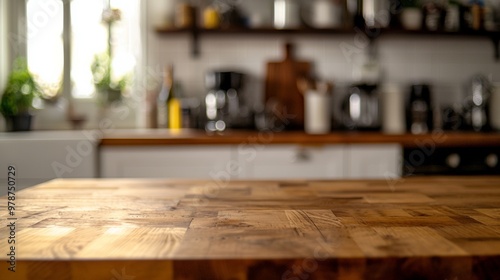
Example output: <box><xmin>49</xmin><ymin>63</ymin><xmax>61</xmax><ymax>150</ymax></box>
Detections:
<box><xmin>401</xmin><ymin>8</ymin><xmax>423</xmax><ymax>30</ymax></box>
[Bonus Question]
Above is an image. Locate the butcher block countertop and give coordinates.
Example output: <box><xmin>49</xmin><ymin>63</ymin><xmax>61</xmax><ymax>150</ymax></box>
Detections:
<box><xmin>100</xmin><ymin>129</ymin><xmax>500</xmax><ymax>147</ymax></box>
<box><xmin>1</xmin><ymin>177</ymin><xmax>500</xmax><ymax>279</ymax></box>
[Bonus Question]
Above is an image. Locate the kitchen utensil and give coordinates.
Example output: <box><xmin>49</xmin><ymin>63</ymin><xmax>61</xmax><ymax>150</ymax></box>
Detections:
<box><xmin>406</xmin><ymin>84</ymin><xmax>433</xmax><ymax>134</ymax></box>
<box><xmin>265</xmin><ymin>43</ymin><xmax>312</xmax><ymax>130</ymax></box>
<box><xmin>341</xmin><ymin>84</ymin><xmax>381</xmax><ymax>131</ymax></box>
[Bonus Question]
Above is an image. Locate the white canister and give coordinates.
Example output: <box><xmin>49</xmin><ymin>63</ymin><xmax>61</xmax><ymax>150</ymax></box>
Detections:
<box><xmin>490</xmin><ymin>83</ymin><xmax>500</xmax><ymax>131</ymax></box>
<box><xmin>274</xmin><ymin>0</ymin><xmax>301</xmax><ymax>29</ymax></box>
<box><xmin>381</xmin><ymin>83</ymin><xmax>405</xmax><ymax>134</ymax></box>
<box><xmin>363</xmin><ymin>0</ymin><xmax>390</xmax><ymax>28</ymax></box>
<box><xmin>401</xmin><ymin>8</ymin><xmax>423</xmax><ymax>30</ymax></box>
<box><xmin>311</xmin><ymin>0</ymin><xmax>342</xmax><ymax>28</ymax></box>
<box><xmin>305</xmin><ymin>90</ymin><xmax>331</xmax><ymax>134</ymax></box>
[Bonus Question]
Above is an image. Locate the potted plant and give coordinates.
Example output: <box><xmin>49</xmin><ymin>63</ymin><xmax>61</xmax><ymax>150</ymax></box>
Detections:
<box><xmin>91</xmin><ymin>6</ymin><xmax>129</xmax><ymax>105</ymax></box>
<box><xmin>0</xmin><ymin>58</ymin><xmax>42</xmax><ymax>131</ymax></box>
<box><xmin>91</xmin><ymin>52</ymin><xmax>128</xmax><ymax>105</ymax></box>
<box><xmin>400</xmin><ymin>0</ymin><xmax>422</xmax><ymax>30</ymax></box>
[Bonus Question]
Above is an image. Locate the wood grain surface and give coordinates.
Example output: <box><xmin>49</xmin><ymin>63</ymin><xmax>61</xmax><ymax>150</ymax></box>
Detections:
<box><xmin>99</xmin><ymin>129</ymin><xmax>500</xmax><ymax>147</ymax></box>
<box><xmin>1</xmin><ymin>177</ymin><xmax>500</xmax><ymax>279</ymax></box>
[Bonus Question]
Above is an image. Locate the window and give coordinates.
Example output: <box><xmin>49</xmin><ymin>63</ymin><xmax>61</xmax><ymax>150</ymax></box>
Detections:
<box><xmin>26</xmin><ymin>0</ymin><xmax>138</xmax><ymax>99</ymax></box>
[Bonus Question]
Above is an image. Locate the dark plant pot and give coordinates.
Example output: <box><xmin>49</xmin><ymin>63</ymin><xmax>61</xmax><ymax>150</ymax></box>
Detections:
<box><xmin>5</xmin><ymin>113</ymin><xmax>33</xmax><ymax>132</ymax></box>
<box><xmin>106</xmin><ymin>89</ymin><xmax>122</xmax><ymax>103</ymax></box>
<box><xmin>97</xmin><ymin>89</ymin><xmax>122</xmax><ymax>104</ymax></box>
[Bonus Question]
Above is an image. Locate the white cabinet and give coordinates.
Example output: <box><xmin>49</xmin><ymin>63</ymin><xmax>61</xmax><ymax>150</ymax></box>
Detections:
<box><xmin>345</xmin><ymin>144</ymin><xmax>402</xmax><ymax>179</ymax></box>
<box><xmin>0</xmin><ymin>131</ymin><xmax>98</xmax><ymax>196</ymax></box>
<box><xmin>100</xmin><ymin>146</ymin><xmax>235</xmax><ymax>179</ymax></box>
<box><xmin>100</xmin><ymin>144</ymin><xmax>402</xmax><ymax>180</ymax></box>
<box><xmin>237</xmin><ymin>145</ymin><xmax>344</xmax><ymax>179</ymax></box>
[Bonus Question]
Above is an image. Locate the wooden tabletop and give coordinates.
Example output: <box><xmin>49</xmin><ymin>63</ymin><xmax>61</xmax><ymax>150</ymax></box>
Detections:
<box><xmin>1</xmin><ymin>177</ymin><xmax>500</xmax><ymax>279</ymax></box>
<box><xmin>100</xmin><ymin>129</ymin><xmax>500</xmax><ymax>148</ymax></box>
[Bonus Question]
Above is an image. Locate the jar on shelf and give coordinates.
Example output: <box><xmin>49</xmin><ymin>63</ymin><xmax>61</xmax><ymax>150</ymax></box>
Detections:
<box><xmin>274</xmin><ymin>0</ymin><xmax>301</xmax><ymax>29</ymax></box>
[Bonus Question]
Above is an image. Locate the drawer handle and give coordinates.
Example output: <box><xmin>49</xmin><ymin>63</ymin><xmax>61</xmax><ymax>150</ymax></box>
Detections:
<box><xmin>291</xmin><ymin>148</ymin><xmax>311</xmax><ymax>163</ymax></box>
<box><xmin>446</xmin><ymin>153</ymin><xmax>460</xmax><ymax>168</ymax></box>
<box><xmin>486</xmin><ymin>154</ymin><xmax>498</xmax><ymax>168</ymax></box>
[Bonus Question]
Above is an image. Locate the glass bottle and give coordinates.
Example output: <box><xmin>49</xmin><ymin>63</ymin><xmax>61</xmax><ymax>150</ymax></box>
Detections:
<box><xmin>167</xmin><ymin>66</ymin><xmax>182</xmax><ymax>129</ymax></box>
<box><xmin>157</xmin><ymin>65</ymin><xmax>172</xmax><ymax>129</ymax></box>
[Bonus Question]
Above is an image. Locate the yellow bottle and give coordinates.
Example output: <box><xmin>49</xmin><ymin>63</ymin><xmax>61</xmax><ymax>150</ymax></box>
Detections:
<box><xmin>166</xmin><ymin>65</ymin><xmax>182</xmax><ymax>129</ymax></box>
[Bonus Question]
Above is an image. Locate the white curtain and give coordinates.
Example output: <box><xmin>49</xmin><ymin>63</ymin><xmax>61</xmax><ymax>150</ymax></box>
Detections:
<box><xmin>0</xmin><ymin>0</ymin><xmax>27</xmax><ymax>131</ymax></box>
<box><xmin>1</xmin><ymin>0</ymin><xmax>27</xmax><ymax>87</ymax></box>
<box><xmin>0</xmin><ymin>0</ymin><xmax>8</xmax><ymax>93</ymax></box>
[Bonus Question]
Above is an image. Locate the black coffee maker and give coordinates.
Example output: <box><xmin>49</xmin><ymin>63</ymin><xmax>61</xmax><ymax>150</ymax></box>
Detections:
<box><xmin>406</xmin><ymin>84</ymin><xmax>433</xmax><ymax>134</ymax></box>
<box><xmin>204</xmin><ymin>70</ymin><xmax>252</xmax><ymax>132</ymax></box>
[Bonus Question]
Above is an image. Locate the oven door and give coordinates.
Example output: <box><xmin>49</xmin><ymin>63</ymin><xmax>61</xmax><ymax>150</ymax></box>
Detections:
<box><xmin>403</xmin><ymin>146</ymin><xmax>500</xmax><ymax>176</ymax></box>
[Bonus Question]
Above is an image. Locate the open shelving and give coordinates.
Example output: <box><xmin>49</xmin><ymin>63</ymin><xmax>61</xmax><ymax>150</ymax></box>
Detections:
<box><xmin>155</xmin><ymin>26</ymin><xmax>500</xmax><ymax>60</ymax></box>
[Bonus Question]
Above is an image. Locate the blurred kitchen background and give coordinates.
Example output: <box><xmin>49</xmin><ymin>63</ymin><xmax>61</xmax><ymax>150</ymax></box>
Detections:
<box><xmin>0</xmin><ymin>0</ymin><xmax>499</xmax><ymax>131</ymax></box>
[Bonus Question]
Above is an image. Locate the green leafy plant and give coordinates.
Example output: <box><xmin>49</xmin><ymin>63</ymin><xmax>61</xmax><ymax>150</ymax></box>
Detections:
<box><xmin>91</xmin><ymin>6</ymin><xmax>129</xmax><ymax>104</ymax></box>
<box><xmin>91</xmin><ymin>53</ymin><xmax>128</xmax><ymax>94</ymax></box>
<box><xmin>0</xmin><ymin>58</ymin><xmax>42</xmax><ymax>118</ymax></box>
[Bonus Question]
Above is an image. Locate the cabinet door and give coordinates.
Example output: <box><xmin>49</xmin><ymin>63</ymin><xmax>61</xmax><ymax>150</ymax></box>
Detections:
<box><xmin>100</xmin><ymin>146</ymin><xmax>235</xmax><ymax>179</ymax></box>
<box><xmin>346</xmin><ymin>144</ymin><xmax>402</xmax><ymax>179</ymax></box>
<box><xmin>0</xmin><ymin>134</ymin><xmax>97</xmax><ymax>196</ymax></box>
<box><xmin>237</xmin><ymin>145</ymin><xmax>344</xmax><ymax>179</ymax></box>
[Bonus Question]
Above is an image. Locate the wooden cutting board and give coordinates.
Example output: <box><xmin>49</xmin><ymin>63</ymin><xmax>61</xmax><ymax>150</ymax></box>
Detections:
<box><xmin>265</xmin><ymin>43</ymin><xmax>312</xmax><ymax>130</ymax></box>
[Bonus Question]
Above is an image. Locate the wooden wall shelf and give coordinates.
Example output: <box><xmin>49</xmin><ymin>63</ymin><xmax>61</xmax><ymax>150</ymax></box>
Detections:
<box><xmin>155</xmin><ymin>26</ymin><xmax>500</xmax><ymax>59</ymax></box>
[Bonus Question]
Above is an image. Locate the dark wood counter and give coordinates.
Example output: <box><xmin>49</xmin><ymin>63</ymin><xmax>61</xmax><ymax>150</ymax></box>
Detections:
<box><xmin>1</xmin><ymin>177</ymin><xmax>500</xmax><ymax>279</ymax></box>
<box><xmin>100</xmin><ymin>129</ymin><xmax>500</xmax><ymax>148</ymax></box>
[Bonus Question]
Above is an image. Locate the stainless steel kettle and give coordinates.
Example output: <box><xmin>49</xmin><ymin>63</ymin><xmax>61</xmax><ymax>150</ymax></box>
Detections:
<box><xmin>342</xmin><ymin>84</ymin><xmax>381</xmax><ymax>130</ymax></box>
<box><xmin>463</xmin><ymin>74</ymin><xmax>492</xmax><ymax>132</ymax></box>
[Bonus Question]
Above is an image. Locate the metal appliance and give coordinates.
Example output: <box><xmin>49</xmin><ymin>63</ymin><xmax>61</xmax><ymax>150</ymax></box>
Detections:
<box><xmin>204</xmin><ymin>70</ymin><xmax>252</xmax><ymax>132</ymax></box>
<box><xmin>462</xmin><ymin>74</ymin><xmax>492</xmax><ymax>132</ymax></box>
<box><xmin>341</xmin><ymin>84</ymin><xmax>381</xmax><ymax>130</ymax></box>
<box><xmin>406</xmin><ymin>84</ymin><xmax>433</xmax><ymax>134</ymax></box>
<box><xmin>403</xmin><ymin>146</ymin><xmax>500</xmax><ymax>176</ymax></box>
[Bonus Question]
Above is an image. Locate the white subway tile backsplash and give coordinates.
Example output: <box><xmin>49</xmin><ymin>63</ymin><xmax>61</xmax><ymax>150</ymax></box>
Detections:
<box><xmin>144</xmin><ymin>3</ymin><xmax>500</xmax><ymax>116</ymax></box>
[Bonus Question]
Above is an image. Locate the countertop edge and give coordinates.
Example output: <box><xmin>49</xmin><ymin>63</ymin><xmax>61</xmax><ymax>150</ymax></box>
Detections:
<box><xmin>99</xmin><ymin>130</ymin><xmax>500</xmax><ymax>148</ymax></box>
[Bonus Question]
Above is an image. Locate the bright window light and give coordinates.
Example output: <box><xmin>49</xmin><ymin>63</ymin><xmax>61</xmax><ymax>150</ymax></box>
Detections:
<box><xmin>27</xmin><ymin>0</ymin><xmax>64</xmax><ymax>99</ymax></box>
<box><xmin>27</xmin><ymin>0</ymin><xmax>137</xmax><ymax>99</ymax></box>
